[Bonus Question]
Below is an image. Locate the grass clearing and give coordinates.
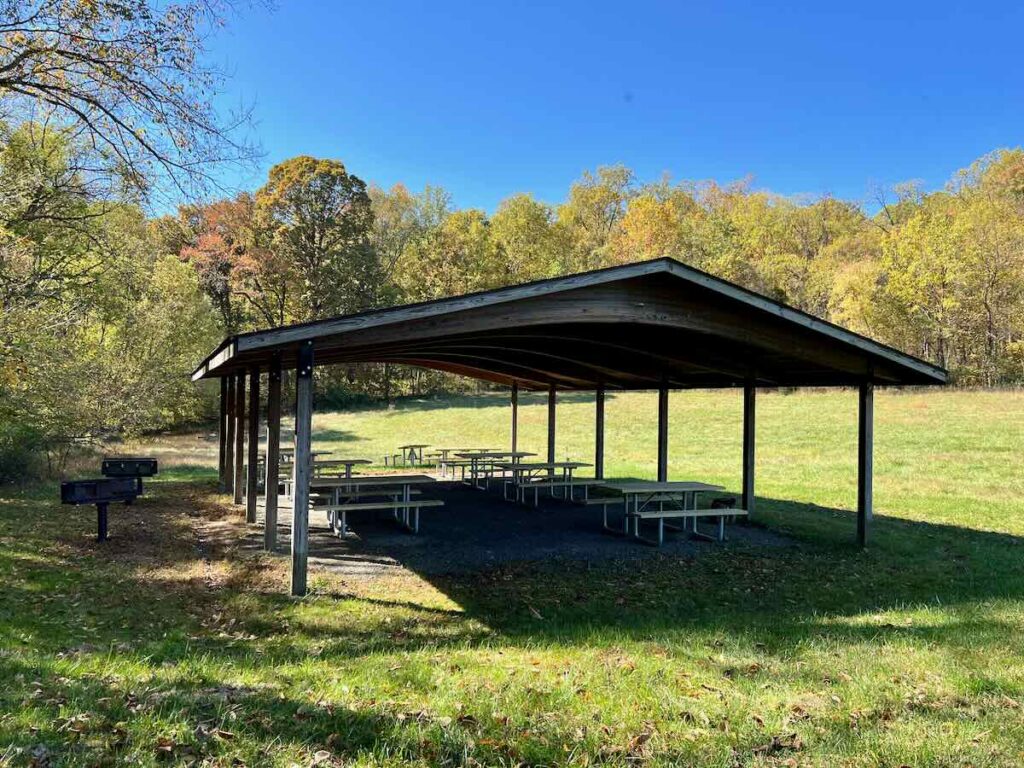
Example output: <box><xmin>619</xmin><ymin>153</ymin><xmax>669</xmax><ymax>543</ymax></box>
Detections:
<box><xmin>2</xmin><ymin>388</ymin><xmax>1024</xmax><ymax>766</ymax></box>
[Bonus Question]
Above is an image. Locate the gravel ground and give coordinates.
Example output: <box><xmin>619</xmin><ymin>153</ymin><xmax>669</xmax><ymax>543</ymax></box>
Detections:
<box><xmin>243</xmin><ymin>482</ymin><xmax>796</xmax><ymax>578</ymax></box>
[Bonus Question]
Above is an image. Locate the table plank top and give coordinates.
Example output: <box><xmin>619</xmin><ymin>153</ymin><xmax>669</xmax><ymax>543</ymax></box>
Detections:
<box><xmin>311</xmin><ymin>474</ymin><xmax>436</xmax><ymax>488</ymax></box>
<box><xmin>314</xmin><ymin>458</ymin><xmax>372</xmax><ymax>466</ymax></box>
<box><xmin>498</xmin><ymin>461</ymin><xmax>592</xmax><ymax>470</ymax></box>
<box><xmin>598</xmin><ymin>481</ymin><xmax>725</xmax><ymax>494</ymax></box>
<box><xmin>398</xmin><ymin>444</ymin><xmax>431</xmax><ymax>449</ymax></box>
<box><xmin>456</xmin><ymin>451</ymin><xmax>537</xmax><ymax>459</ymax></box>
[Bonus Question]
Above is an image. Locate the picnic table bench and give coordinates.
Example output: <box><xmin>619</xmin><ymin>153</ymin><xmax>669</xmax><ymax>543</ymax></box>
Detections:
<box><xmin>456</xmin><ymin>451</ymin><xmax>536</xmax><ymax>489</ymax></box>
<box><xmin>499</xmin><ymin>461</ymin><xmax>595</xmax><ymax>505</ymax></box>
<box><xmin>394</xmin><ymin>444</ymin><xmax>430</xmax><ymax>466</ymax></box>
<box><xmin>280</xmin><ymin>449</ymin><xmax>333</xmax><ymax>463</ymax></box>
<box><xmin>427</xmin><ymin>448</ymin><xmax>496</xmax><ymax>477</ymax></box>
<box><xmin>311</xmin><ymin>474</ymin><xmax>441</xmax><ymax>535</ymax></box>
<box><xmin>596</xmin><ymin>481</ymin><xmax>747</xmax><ymax>545</ymax></box>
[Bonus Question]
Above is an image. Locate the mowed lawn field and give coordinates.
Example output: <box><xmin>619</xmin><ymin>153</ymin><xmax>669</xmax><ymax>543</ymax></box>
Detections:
<box><xmin>2</xmin><ymin>388</ymin><xmax>1024</xmax><ymax>766</ymax></box>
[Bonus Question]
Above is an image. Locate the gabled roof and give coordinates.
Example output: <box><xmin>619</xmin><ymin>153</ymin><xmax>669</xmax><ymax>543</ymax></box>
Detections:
<box><xmin>192</xmin><ymin>257</ymin><xmax>947</xmax><ymax>389</ymax></box>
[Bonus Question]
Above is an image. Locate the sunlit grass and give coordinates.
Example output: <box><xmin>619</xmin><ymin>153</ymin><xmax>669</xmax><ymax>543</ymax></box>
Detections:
<box><xmin>3</xmin><ymin>388</ymin><xmax>1024</xmax><ymax>766</ymax></box>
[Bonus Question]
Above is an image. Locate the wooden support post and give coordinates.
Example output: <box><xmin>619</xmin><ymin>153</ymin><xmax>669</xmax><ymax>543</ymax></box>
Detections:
<box><xmin>510</xmin><ymin>382</ymin><xmax>519</xmax><ymax>454</ymax></box>
<box><xmin>246</xmin><ymin>365</ymin><xmax>260</xmax><ymax>524</ymax></box>
<box><xmin>657</xmin><ymin>384</ymin><xmax>669</xmax><ymax>482</ymax></box>
<box><xmin>857</xmin><ymin>380</ymin><xmax>874</xmax><ymax>548</ymax></box>
<box><xmin>595</xmin><ymin>384</ymin><xmax>605</xmax><ymax>480</ymax></box>
<box><xmin>291</xmin><ymin>341</ymin><xmax>314</xmax><ymax>597</ymax></box>
<box><xmin>233</xmin><ymin>375</ymin><xmax>246</xmax><ymax>505</ymax></box>
<box><xmin>742</xmin><ymin>383</ymin><xmax>756</xmax><ymax>514</ymax></box>
<box><xmin>265</xmin><ymin>355</ymin><xmax>282</xmax><ymax>552</ymax></box>
<box><xmin>547</xmin><ymin>384</ymin><xmax>556</xmax><ymax>465</ymax></box>
<box><xmin>224</xmin><ymin>375</ymin><xmax>236</xmax><ymax>496</ymax></box>
<box><xmin>218</xmin><ymin>377</ymin><xmax>228</xmax><ymax>491</ymax></box>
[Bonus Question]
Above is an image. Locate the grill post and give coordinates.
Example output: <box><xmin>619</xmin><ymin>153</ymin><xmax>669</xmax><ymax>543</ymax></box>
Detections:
<box><xmin>97</xmin><ymin>502</ymin><xmax>109</xmax><ymax>542</ymax></box>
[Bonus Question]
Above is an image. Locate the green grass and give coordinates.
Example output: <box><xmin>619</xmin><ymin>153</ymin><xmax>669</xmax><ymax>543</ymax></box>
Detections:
<box><xmin>3</xmin><ymin>388</ymin><xmax>1024</xmax><ymax>766</ymax></box>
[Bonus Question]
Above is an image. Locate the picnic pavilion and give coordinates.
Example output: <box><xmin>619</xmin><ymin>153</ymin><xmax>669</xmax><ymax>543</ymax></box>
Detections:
<box><xmin>191</xmin><ymin>257</ymin><xmax>947</xmax><ymax>595</ymax></box>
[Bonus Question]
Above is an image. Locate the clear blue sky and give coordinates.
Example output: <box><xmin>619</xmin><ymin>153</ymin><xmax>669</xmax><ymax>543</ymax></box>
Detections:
<box><xmin>206</xmin><ymin>0</ymin><xmax>1024</xmax><ymax>211</ymax></box>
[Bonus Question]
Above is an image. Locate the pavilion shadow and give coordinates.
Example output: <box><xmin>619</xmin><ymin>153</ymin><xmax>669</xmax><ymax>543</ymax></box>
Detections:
<box><xmin>307</xmin><ymin>489</ymin><xmax>1024</xmax><ymax>651</ymax></box>
<box><xmin>309</xmin><ymin>428</ymin><xmax>360</xmax><ymax>443</ymax></box>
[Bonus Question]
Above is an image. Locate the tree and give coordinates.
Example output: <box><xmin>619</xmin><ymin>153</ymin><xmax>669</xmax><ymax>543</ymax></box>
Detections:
<box><xmin>369</xmin><ymin>182</ymin><xmax>450</xmax><ymax>300</ymax></box>
<box><xmin>558</xmin><ymin>165</ymin><xmax>635</xmax><ymax>272</ymax></box>
<box><xmin>255</xmin><ymin>156</ymin><xmax>377</xmax><ymax>321</ymax></box>
<box><xmin>490</xmin><ymin>193</ymin><xmax>564</xmax><ymax>283</ymax></box>
<box><xmin>396</xmin><ymin>209</ymin><xmax>497</xmax><ymax>302</ymax></box>
<box><xmin>0</xmin><ymin>0</ymin><xmax>258</xmax><ymax>199</ymax></box>
<box><xmin>177</xmin><ymin>195</ymin><xmax>252</xmax><ymax>333</ymax></box>
<box><xmin>611</xmin><ymin>185</ymin><xmax>697</xmax><ymax>264</ymax></box>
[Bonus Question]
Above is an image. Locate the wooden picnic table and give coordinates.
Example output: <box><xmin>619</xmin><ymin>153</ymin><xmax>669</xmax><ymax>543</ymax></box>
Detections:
<box><xmin>596</xmin><ymin>481</ymin><xmax>731</xmax><ymax>545</ymax></box>
<box><xmin>312</xmin><ymin>474</ymin><xmax>439</xmax><ymax>535</ymax></box>
<box><xmin>499</xmin><ymin>461</ymin><xmax>593</xmax><ymax>504</ymax></box>
<box><xmin>455</xmin><ymin>451</ymin><xmax>537</xmax><ymax>489</ymax></box>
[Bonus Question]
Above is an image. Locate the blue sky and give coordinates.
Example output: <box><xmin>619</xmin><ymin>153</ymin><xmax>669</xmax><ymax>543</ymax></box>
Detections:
<box><xmin>206</xmin><ymin>0</ymin><xmax>1024</xmax><ymax>211</ymax></box>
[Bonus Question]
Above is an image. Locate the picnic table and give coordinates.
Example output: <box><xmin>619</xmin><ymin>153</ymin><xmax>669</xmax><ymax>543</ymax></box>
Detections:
<box><xmin>595</xmin><ymin>481</ymin><xmax>744</xmax><ymax>545</ymax></box>
<box><xmin>312</xmin><ymin>458</ymin><xmax>372</xmax><ymax>478</ymax></box>
<box><xmin>428</xmin><ymin>447</ymin><xmax>496</xmax><ymax>476</ymax></box>
<box><xmin>311</xmin><ymin>474</ymin><xmax>441</xmax><ymax>535</ymax></box>
<box><xmin>455</xmin><ymin>451</ymin><xmax>536</xmax><ymax>489</ymax></box>
<box><xmin>281</xmin><ymin>449</ymin><xmax>333</xmax><ymax>464</ymax></box>
<box><xmin>499</xmin><ymin>460</ymin><xmax>594</xmax><ymax>505</ymax></box>
<box><xmin>398</xmin><ymin>444</ymin><xmax>430</xmax><ymax>465</ymax></box>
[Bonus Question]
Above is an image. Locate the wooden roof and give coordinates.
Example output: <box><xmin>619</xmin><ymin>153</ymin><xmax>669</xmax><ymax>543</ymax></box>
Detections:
<box><xmin>191</xmin><ymin>257</ymin><xmax>947</xmax><ymax>389</ymax></box>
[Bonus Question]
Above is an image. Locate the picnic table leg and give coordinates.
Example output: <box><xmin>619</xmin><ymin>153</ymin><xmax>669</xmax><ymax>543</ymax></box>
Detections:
<box><xmin>403</xmin><ymin>483</ymin><xmax>411</xmax><ymax>530</ymax></box>
<box><xmin>658</xmin><ymin>518</ymin><xmax>664</xmax><ymax>546</ymax></box>
<box><xmin>718</xmin><ymin>515</ymin><xmax>725</xmax><ymax>542</ymax></box>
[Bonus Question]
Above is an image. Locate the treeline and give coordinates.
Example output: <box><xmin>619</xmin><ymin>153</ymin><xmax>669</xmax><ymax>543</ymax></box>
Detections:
<box><xmin>170</xmin><ymin>150</ymin><xmax>1024</xmax><ymax>397</ymax></box>
<box><xmin>4</xmin><ymin>123</ymin><xmax>1023</xmax><ymax>478</ymax></box>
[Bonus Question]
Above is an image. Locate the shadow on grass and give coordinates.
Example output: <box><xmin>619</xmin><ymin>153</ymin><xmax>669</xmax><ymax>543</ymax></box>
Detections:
<box><xmin>0</xmin><ymin>651</ymin><xmax>582</xmax><ymax>767</ymax></box>
<box><xmin>310</xmin><ymin>428</ymin><xmax>360</xmax><ymax>443</ymax></box>
<box><xmin>6</xmin><ymin>481</ymin><xmax>1024</xmax><ymax>763</ymax></box>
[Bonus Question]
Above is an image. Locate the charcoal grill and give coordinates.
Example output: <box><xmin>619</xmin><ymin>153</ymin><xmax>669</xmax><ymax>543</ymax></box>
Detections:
<box><xmin>101</xmin><ymin>457</ymin><xmax>158</xmax><ymax>494</ymax></box>
<box><xmin>60</xmin><ymin>478</ymin><xmax>140</xmax><ymax>541</ymax></box>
